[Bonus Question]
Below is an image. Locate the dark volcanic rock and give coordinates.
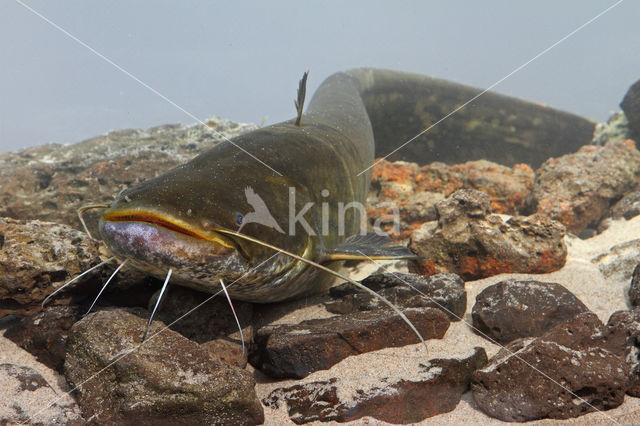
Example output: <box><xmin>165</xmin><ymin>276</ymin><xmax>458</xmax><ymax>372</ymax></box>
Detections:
<box><xmin>4</xmin><ymin>305</ymin><xmax>83</xmax><ymax>372</ymax></box>
<box><xmin>326</xmin><ymin>272</ymin><xmax>466</xmax><ymax>321</ymax></box>
<box><xmin>542</xmin><ymin>312</ymin><xmax>625</xmax><ymax>356</ymax></box>
<box><xmin>607</xmin><ymin>309</ymin><xmax>640</xmax><ymax>396</ymax></box>
<box><xmin>630</xmin><ymin>264</ymin><xmax>640</xmax><ymax>307</ymax></box>
<box><xmin>250</xmin><ymin>307</ymin><xmax>449</xmax><ymax>379</ymax></box>
<box><xmin>0</xmin><ymin>217</ymin><xmax>102</xmax><ymax>317</ymax></box>
<box><xmin>621</xmin><ymin>79</ymin><xmax>640</xmax><ymax>136</ymax></box>
<box><xmin>409</xmin><ymin>189</ymin><xmax>567</xmax><ymax>280</ymax></box>
<box><xmin>367</xmin><ymin>159</ymin><xmax>534</xmax><ymax>239</ymax></box>
<box><xmin>0</xmin><ymin>363</ymin><xmax>83</xmax><ymax>424</ymax></box>
<box><xmin>471</xmin><ymin>279</ymin><xmax>589</xmax><ymax>344</ymax></box>
<box><xmin>64</xmin><ymin>308</ymin><xmax>264</xmax><ymax>425</ymax></box>
<box><xmin>0</xmin><ymin>119</ymin><xmax>256</xmax><ymax>234</ymax></box>
<box><xmin>151</xmin><ymin>286</ymin><xmax>254</xmax><ymax>368</ymax></box>
<box><xmin>472</xmin><ymin>312</ymin><xmax>628</xmax><ymax>421</ymax></box>
<box><xmin>533</xmin><ymin>139</ymin><xmax>640</xmax><ymax>234</ymax></box>
<box><xmin>264</xmin><ymin>347</ymin><xmax>487</xmax><ymax>424</ymax></box>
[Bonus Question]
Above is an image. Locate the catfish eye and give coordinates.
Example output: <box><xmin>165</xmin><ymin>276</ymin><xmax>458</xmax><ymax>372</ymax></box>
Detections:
<box><xmin>117</xmin><ymin>189</ymin><xmax>131</xmax><ymax>203</ymax></box>
<box><xmin>235</xmin><ymin>213</ymin><xmax>244</xmax><ymax>225</ymax></box>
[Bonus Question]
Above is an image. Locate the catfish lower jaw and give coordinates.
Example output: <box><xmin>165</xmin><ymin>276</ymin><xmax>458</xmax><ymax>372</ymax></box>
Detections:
<box><xmin>98</xmin><ymin>219</ymin><xmax>246</xmax><ymax>287</ymax></box>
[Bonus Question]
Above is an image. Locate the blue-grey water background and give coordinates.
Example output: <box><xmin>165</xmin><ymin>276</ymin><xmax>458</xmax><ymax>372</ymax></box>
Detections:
<box><xmin>1</xmin><ymin>0</ymin><xmax>638</xmax><ymax>154</ymax></box>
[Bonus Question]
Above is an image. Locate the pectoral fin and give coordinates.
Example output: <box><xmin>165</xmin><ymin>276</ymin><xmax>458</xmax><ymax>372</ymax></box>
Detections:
<box><xmin>324</xmin><ymin>233</ymin><xmax>419</xmax><ymax>261</ymax></box>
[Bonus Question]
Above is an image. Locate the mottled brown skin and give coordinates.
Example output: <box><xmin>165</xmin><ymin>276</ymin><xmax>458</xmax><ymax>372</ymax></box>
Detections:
<box><xmin>98</xmin><ymin>69</ymin><xmax>595</xmax><ymax>302</ymax></box>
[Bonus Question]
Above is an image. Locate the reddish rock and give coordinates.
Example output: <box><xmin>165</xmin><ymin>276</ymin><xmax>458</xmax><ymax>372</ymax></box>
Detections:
<box><xmin>607</xmin><ymin>309</ymin><xmax>640</xmax><ymax>396</ymax></box>
<box><xmin>367</xmin><ymin>160</ymin><xmax>440</xmax><ymax>238</ymax></box>
<box><xmin>409</xmin><ymin>189</ymin><xmax>566</xmax><ymax>280</ymax></box>
<box><xmin>250</xmin><ymin>307</ymin><xmax>449</xmax><ymax>379</ymax></box>
<box><xmin>64</xmin><ymin>308</ymin><xmax>264</xmax><ymax>425</ymax></box>
<box><xmin>0</xmin><ymin>217</ymin><xmax>103</xmax><ymax>317</ymax></box>
<box><xmin>4</xmin><ymin>305</ymin><xmax>83</xmax><ymax>372</ymax></box>
<box><xmin>416</xmin><ymin>160</ymin><xmax>534</xmax><ymax>214</ymax></box>
<box><xmin>326</xmin><ymin>272</ymin><xmax>466</xmax><ymax>321</ymax></box>
<box><xmin>533</xmin><ymin>139</ymin><xmax>640</xmax><ymax>234</ymax></box>
<box><xmin>367</xmin><ymin>159</ymin><xmax>534</xmax><ymax>239</ymax></box>
<box><xmin>472</xmin><ymin>280</ymin><xmax>589</xmax><ymax>344</ymax></box>
<box><xmin>472</xmin><ymin>312</ymin><xmax>628</xmax><ymax>421</ymax></box>
<box><xmin>264</xmin><ymin>347</ymin><xmax>487</xmax><ymax>424</ymax></box>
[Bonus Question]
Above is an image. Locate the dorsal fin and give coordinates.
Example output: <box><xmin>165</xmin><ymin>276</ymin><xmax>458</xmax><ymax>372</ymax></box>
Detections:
<box><xmin>294</xmin><ymin>71</ymin><xmax>309</xmax><ymax>126</ymax></box>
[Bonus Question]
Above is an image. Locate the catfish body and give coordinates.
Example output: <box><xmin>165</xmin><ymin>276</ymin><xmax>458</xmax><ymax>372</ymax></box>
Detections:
<box><xmin>99</xmin><ymin>69</ymin><xmax>594</xmax><ymax>302</ymax></box>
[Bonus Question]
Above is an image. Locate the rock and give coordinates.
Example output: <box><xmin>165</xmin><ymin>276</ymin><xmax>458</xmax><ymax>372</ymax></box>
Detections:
<box><xmin>264</xmin><ymin>347</ymin><xmax>487</xmax><ymax>424</ymax></box>
<box><xmin>326</xmin><ymin>272</ymin><xmax>466</xmax><ymax>321</ymax></box>
<box><xmin>592</xmin><ymin>111</ymin><xmax>633</xmax><ymax>146</ymax></box>
<box><xmin>151</xmin><ymin>285</ymin><xmax>254</xmax><ymax>368</ymax></box>
<box><xmin>630</xmin><ymin>264</ymin><xmax>640</xmax><ymax>307</ymax></box>
<box><xmin>540</xmin><ymin>312</ymin><xmax>625</xmax><ymax>356</ymax></box>
<box><xmin>417</xmin><ymin>160</ymin><xmax>535</xmax><ymax>214</ymax></box>
<box><xmin>471</xmin><ymin>279</ymin><xmax>589</xmax><ymax>344</ymax></box>
<box><xmin>250</xmin><ymin>307</ymin><xmax>449</xmax><ymax>379</ymax></box>
<box><xmin>0</xmin><ymin>119</ymin><xmax>256</xmax><ymax>234</ymax></box>
<box><xmin>0</xmin><ymin>363</ymin><xmax>83</xmax><ymax>424</ymax></box>
<box><xmin>591</xmin><ymin>238</ymin><xmax>640</xmax><ymax>280</ymax></box>
<box><xmin>607</xmin><ymin>309</ymin><xmax>640</xmax><ymax>396</ymax></box>
<box><xmin>266</xmin><ymin>378</ymin><xmax>342</xmax><ymax>424</ymax></box>
<box><xmin>611</xmin><ymin>189</ymin><xmax>640</xmax><ymax>221</ymax></box>
<box><xmin>367</xmin><ymin>159</ymin><xmax>533</xmax><ymax>238</ymax></box>
<box><xmin>533</xmin><ymin>139</ymin><xmax>640</xmax><ymax>234</ymax></box>
<box><xmin>621</xmin><ymin>79</ymin><xmax>640</xmax><ymax>136</ymax></box>
<box><xmin>4</xmin><ymin>304</ymin><xmax>83</xmax><ymax>372</ymax></box>
<box><xmin>409</xmin><ymin>189</ymin><xmax>567</xmax><ymax>280</ymax></box>
<box><xmin>0</xmin><ymin>217</ymin><xmax>102</xmax><ymax>317</ymax></box>
<box><xmin>472</xmin><ymin>312</ymin><xmax>628</xmax><ymax>421</ymax></box>
<box><xmin>64</xmin><ymin>308</ymin><xmax>264</xmax><ymax>425</ymax></box>
<box><xmin>367</xmin><ymin>187</ymin><xmax>443</xmax><ymax>239</ymax></box>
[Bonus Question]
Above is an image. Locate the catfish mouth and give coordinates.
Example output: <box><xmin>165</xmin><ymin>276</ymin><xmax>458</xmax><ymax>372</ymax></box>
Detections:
<box><xmin>103</xmin><ymin>211</ymin><xmax>218</xmax><ymax>242</ymax></box>
<box><xmin>102</xmin><ymin>210</ymin><xmax>236</xmax><ymax>248</ymax></box>
<box><xmin>99</xmin><ymin>209</ymin><xmax>244</xmax><ymax>271</ymax></box>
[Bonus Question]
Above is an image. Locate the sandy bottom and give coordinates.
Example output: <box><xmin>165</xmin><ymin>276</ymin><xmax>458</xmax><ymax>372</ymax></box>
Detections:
<box><xmin>1</xmin><ymin>216</ymin><xmax>639</xmax><ymax>424</ymax></box>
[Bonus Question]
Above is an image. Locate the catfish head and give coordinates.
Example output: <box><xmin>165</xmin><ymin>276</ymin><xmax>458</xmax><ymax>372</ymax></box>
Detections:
<box><xmin>98</xmin><ymin>126</ymin><xmax>317</xmax><ymax>301</ymax></box>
